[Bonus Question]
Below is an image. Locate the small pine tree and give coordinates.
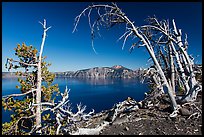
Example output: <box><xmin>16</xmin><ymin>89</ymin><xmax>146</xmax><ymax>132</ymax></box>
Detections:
<box><xmin>2</xmin><ymin>19</ymin><xmax>58</xmax><ymax>135</ymax></box>
<box><xmin>2</xmin><ymin>19</ymin><xmax>94</xmax><ymax>135</ymax></box>
<box><xmin>2</xmin><ymin>43</ymin><xmax>60</xmax><ymax>135</ymax></box>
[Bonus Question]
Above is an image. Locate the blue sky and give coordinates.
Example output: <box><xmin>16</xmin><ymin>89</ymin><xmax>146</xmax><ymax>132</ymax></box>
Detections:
<box><xmin>2</xmin><ymin>2</ymin><xmax>202</xmax><ymax>72</ymax></box>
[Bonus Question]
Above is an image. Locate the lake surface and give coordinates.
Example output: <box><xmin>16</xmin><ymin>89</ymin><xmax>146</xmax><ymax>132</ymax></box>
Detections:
<box><xmin>2</xmin><ymin>77</ymin><xmax>149</xmax><ymax>123</ymax></box>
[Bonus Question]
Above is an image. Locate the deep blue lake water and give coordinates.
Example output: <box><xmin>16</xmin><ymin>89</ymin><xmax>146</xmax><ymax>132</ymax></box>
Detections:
<box><xmin>2</xmin><ymin>77</ymin><xmax>149</xmax><ymax>123</ymax></box>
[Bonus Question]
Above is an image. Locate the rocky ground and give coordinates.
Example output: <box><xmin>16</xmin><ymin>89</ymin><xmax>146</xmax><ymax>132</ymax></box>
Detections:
<box><xmin>101</xmin><ymin>92</ymin><xmax>202</xmax><ymax>135</ymax></box>
<box><xmin>75</xmin><ymin>91</ymin><xmax>202</xmax><ymax>135</ymax></box>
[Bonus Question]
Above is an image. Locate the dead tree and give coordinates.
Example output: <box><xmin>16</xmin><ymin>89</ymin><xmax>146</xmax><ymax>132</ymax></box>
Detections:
<box><xmin>36</xmin><ymin>19</ymin><xmax>51</xmax><ymax>132</ymax></box>
<box><xmin>3</xmin><ymin>19</ymin><xmax>94</xmax><ymax>135</ymax></box>
<box><xmin>140</xmin><ymin>17</ymin><xmax>202</xmax><ymax>103</ymax></box>
<box><xmin>37</xmin><ymin>86</ymin><xmax>95</xmax><ymax>135</ymax></box>
<box><xmin>73</xmin><ymin>3</ymin><xmax>202</xmax><ymax>117</ymax></box>
<box><xmin>71</xmin><ymin>97</ymin><xmax>139</xmax><ymax>135</ymax></box>
<box><xmin>4</xmin><ymin>19</ymin><xmax>51</xmax><ymax>134</ymax></box>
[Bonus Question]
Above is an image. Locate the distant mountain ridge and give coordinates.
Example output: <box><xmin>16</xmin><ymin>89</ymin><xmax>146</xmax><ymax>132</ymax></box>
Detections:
<box><xmin>2</xmin><ymin>72</ymin><xmax>19</xmax><ymax>78</ymax></box>
<box><xmin>2</xmin><ymin>65</ymin><xmax>143</xmax><ymax>78</ymax></box>
<box><xmin>54</xmin><ymin>65</ymin><xmax>143</xmax><ymax>78</ymax></box>
<box><xmin>3</xmin><ymin>64</ymin><xmax>202</xmax><ymax>79</ymax></box>
<box><xmin>53</xmin><ymin>64</ymin><xmax>203</xmax><ymax>78</ymax></box>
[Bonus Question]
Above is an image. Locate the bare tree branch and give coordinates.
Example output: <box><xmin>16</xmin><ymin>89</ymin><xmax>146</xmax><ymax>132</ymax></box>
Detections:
<box><xmin>3</xmin><ymin>89</ymin><xmax>37</xmax><ymax>99</ymax></box>
<box><xmin>7</xmin><ymin>58</ymin><xmax>38</xmax><ymax>67</ymax></box>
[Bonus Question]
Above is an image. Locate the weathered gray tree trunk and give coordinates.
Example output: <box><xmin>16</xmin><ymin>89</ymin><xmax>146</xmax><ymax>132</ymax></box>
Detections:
<box><xmin>170</xmin><ymin>41</ymin><xmax>190</xmax><ymax>93</ymax></box>
<box><xmin>73</xmin><ymin>3</ymin><xmax>202</xmax><ymax>116</ymax></box>
<box><xmin>172</xmin><ymin>20</ymin><xmax>201</xmax><ymax>101</ymax></box>
<box><xmin>141</xmin><ymin>18</ymin><xmax>201</xmax><ymax>103</ymax></box>
<box><xmin>125</xmin><ymin>18</ymin><xmax>178</xmax><ymax>111</ymax></box>
<box><xmin>168</xmin><ymin>43</ymin><xmax>175</xmax><ymax>95</ymax></box>
<box><xmin>36</xmin><ymin>19</ymin><xmax>51</xmax><ymax>131</ymax></box>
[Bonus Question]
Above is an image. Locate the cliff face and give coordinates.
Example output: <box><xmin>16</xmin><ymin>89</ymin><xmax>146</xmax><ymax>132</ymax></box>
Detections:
<box><xmin>3</xmin><ymin>64</ymin><xmax>202</xmax><ymax>79</ymax></box>
<box><xmin>55</xmin><ymin>65</ymin><xmax>144</xmax><ymax>78</ymax></box>
<box><xmin>2</xmin><ymin>65</ymin><xmax>146</xmax><ymax>78</ymax></box>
